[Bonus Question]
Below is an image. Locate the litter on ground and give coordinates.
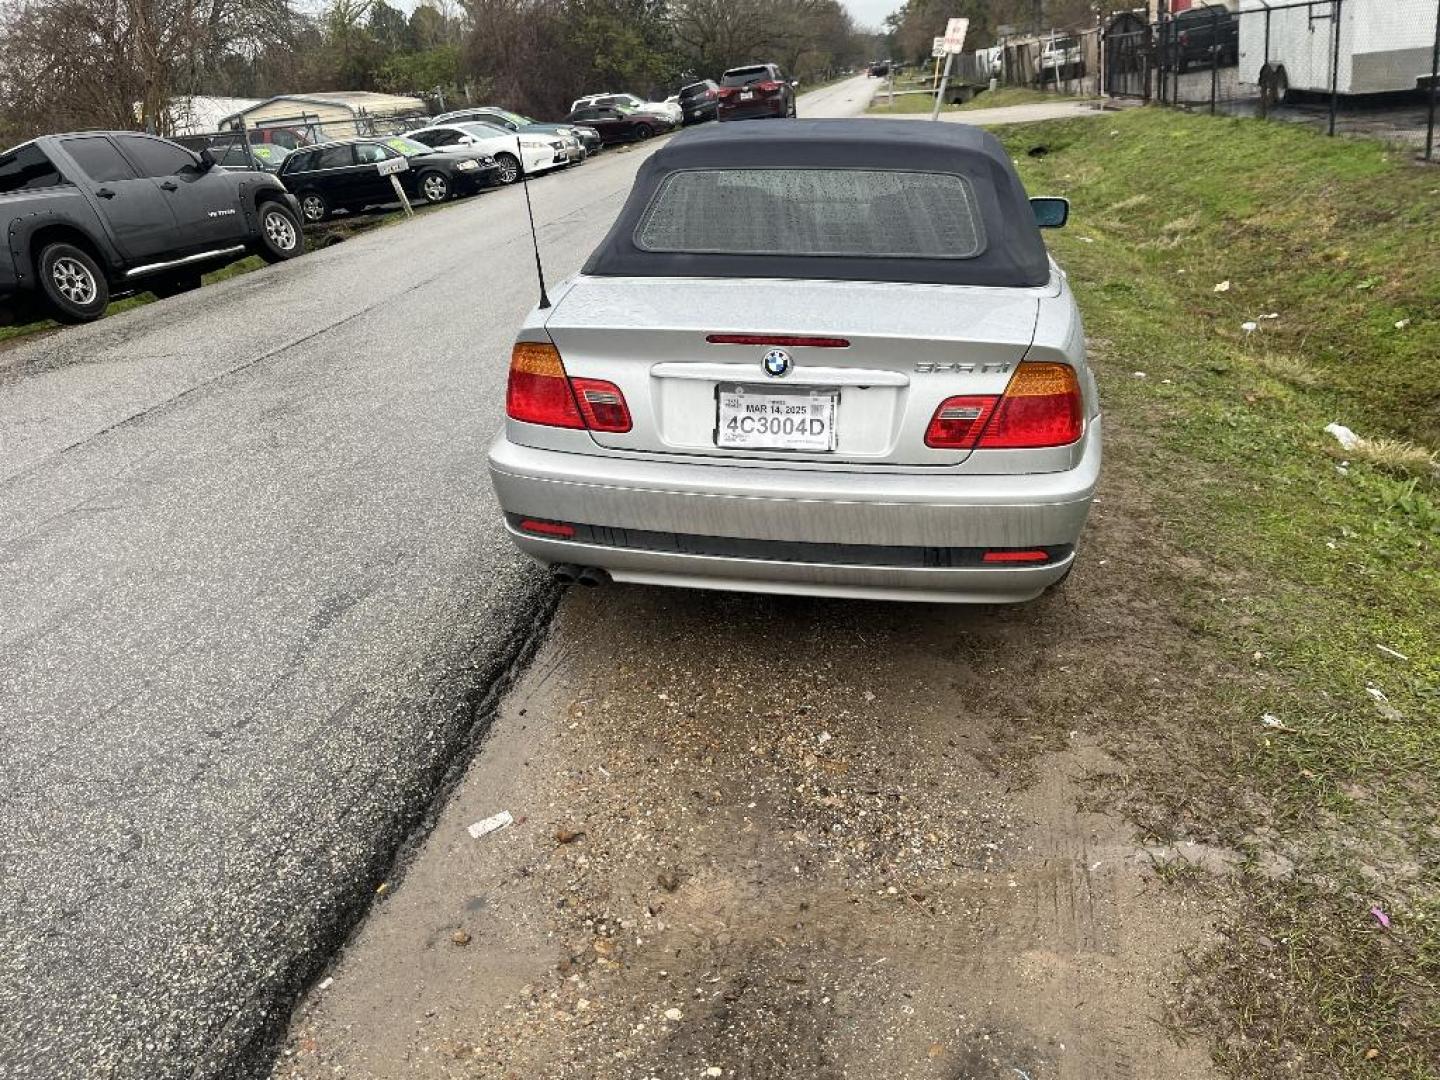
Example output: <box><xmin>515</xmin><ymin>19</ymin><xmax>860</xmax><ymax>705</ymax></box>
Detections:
<box><xmin>1324</xmin><ymin>423</ymin><xmax>1361</xmax><ymax>451</ymax></box>
<box><xmin>467</xmin><ymin>810</ymin><xmax>514</xmax><ymax>840</ymax></box>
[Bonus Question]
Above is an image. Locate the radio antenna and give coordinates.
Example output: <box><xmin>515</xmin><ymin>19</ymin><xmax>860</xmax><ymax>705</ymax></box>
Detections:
<box><xmin>517</xmin><ymin>136</ymin><xmax>551</xmax><ymax>309</ymax></box>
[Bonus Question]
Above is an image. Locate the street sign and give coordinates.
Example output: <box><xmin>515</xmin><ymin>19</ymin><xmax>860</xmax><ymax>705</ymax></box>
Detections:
<box><xmin>932</xmin><ymin>36</ymin><xmax>946</xmax><ymax>59</ymax></box>
<box><xmin>944</xmin><ymin>16</ymin><xmax>969</xmax><ymax>54</ymax></box>
<box><xmin>376</xmin><ymin>156</ymin><xmax>409</xmax><ymax>177</ymax></box>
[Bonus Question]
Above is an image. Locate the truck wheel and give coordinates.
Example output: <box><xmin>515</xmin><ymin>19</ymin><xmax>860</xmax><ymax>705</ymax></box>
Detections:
<box><xmin>418</xmin><ymin>170</ymin><xmax>451</xmax><ymax>204</ymax></box>
<box><xmin>299</xmin><ymin>191</ymin><xmax>329</xmax><ymax>223</ymax></box>
<box><xmin>149</xmin><ymin>271</ymin><xmax>202</xmax><ymax>299</ymax></box>
<box><xmin>256</xmin><ymin>202</ymin><xmax>304</xmax><ymax>263</ymax></box>
<box><xmin>37</xmin><ymin>243</ymin><xmax>109</xmax><ymax>323</ymax></box>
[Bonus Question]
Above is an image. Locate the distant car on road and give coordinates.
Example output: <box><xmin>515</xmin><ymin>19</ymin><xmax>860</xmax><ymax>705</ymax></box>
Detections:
<box><xmin>278</xmin><ymin>135</ymin><xmax>501</xmax><ymax>222</ymax></box>
<box><xmin>571</xmin><ymin>92</ymin><xmax>684</xmax><ymax>127</ymax></box>
<box><xmin>562</xmin><ymin>104</ymin><xmax>676</xmax><ymax>145</ymax></box>
<box><xmin>404</xmin><ymin>122</ymin><xmax>566</xmax><ymax>185</ymax></box>
<box><xmin>673</xmin><ymin>80</ymin><xmax>720</xmax><ymax>124</ymax></box>
<box><xmin>716</xmin><ymin>64</ymin><xmax>797</xmax><ymax>120</ymax></box>
<box><xmin>487</xmin><ymin>120</ymin><xmax>1099</xmax><ymax>604</ymax></box>
<box><xmin>434</xmin><ymin>107</ymin><xmax>595</xmax><ymax>161</ymax></box>
<box><xmin>0</xmin><ymin>132</ymin><xmax>303</xmax><ymax>323</ymax></box>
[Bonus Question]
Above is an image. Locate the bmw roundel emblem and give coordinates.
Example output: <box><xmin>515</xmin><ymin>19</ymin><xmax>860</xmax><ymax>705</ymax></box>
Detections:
<box><xmin>762</xmin><ymin>348</ymin><xmax>792</xmax><ymax>378</ymax></box>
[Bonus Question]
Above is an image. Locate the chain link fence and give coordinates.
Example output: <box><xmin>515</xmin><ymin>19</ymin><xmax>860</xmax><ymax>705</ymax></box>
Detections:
<box><xmin>1103</xmin><ymin>0</ymin><xmax>1440</xmax><ymax>161</ymax></box>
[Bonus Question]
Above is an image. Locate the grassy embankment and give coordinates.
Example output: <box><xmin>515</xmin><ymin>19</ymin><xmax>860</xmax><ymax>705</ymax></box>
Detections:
<box><xmin>868</xmin><ymin>83</ymin><xmax>1080</xmax><ymax>115</ymax></box>
<box><xmin>1001</xmin><ymin>108</ymin><xmax>1438</xmax><ymax>1075</ymax></box>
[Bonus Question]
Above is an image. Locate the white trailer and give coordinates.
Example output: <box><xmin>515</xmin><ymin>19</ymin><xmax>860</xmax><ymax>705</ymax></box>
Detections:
<box><xmin>1238</xmin><ymin>0</ymin><xmax>1439</xmax><ymax>98</ymax></box>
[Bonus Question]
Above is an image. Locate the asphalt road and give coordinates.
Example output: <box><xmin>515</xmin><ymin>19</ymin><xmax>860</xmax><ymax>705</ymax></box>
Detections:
<box><xmin>0</xmin><ymin>78</ymin><xmax>874</xmax><ymax>1080</ymax></box>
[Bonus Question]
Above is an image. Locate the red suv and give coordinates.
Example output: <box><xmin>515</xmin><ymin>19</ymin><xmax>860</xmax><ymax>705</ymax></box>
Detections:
<box><xmin>716</xmin><ymin>64</ymin><xmax>797</xmax><ymax>121</ymax></box>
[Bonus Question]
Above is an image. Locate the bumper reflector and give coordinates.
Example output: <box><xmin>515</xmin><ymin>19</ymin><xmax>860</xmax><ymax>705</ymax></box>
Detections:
<box><xmin>982</xmin><ymin>549</ymin><xmax>1052</xmax><ymax>564</ymax></box>
<box><xmin>518</xmin><ymin>519</ymin><xmax>576</xmax><ymax>539</ymax></box>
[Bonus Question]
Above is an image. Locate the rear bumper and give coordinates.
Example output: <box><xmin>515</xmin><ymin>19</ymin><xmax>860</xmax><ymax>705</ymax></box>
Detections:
<box><xmin>487</xmin><ymin>419</ymin><xmax>1101</xmax><ymax>603</ymax></box>
<box><xmin>718</xmin><ymin>100</ymin><xmax>788</xmax><ymax>121</ymax></box>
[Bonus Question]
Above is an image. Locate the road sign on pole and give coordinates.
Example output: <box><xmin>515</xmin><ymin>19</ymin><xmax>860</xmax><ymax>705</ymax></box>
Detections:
<box><xmin>932</xmin><ymin>17</ymin><xmax>968</xmax><ymax>121</ymax></box>
<box><xmin>932</xmin><ymin>36</ymin><xmax>946</xmax><ymax>59</ymax></box>
<box><xmin>943</xmin><ymin>16</ymin><xmax>969</xmax><ymax>54</ymax></box>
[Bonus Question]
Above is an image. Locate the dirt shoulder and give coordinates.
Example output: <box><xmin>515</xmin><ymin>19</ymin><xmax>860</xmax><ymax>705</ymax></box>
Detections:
<box><xmin>271</xmin><ymin>435</ymin><xmax>1225</xmax><ymax>1080</ymax></box>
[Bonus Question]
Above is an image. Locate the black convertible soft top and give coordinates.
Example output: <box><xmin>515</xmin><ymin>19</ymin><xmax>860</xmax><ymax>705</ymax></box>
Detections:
<box><xmin>581</xmin><ymin>119</ymin><xmax>1051</xmax><ymax>288</ymax></box>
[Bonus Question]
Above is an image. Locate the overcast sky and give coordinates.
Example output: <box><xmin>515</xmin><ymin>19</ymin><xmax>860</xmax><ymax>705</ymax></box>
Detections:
<box><xmin>844</xmin><ymin>0</ymin><xmax>897</xmax><ymax>32</ymax></box>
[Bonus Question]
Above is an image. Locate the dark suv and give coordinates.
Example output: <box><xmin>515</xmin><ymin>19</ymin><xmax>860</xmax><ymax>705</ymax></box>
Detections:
<box><xmin>717</xmin><ymin>64</ymin><xmax>797</xmax><ymax>121</ymax></box>
<box><xmin>676</xmin><ymin>80</ymin><xmax>720</xmax><ymax>124</ymax></box>
<box><xmin>1167</xmin><ymin>4</ymin><xmax>1239</xmax><ymax>71</ymax></box>
<box><xmin>0</xmin><ymin>132</ymin><xmax>304</xmax><ymax>324</ymax></box>
<box><xmin>278</xmin><ymin>135</ymin><xmax>501</xmax><ymax>222</ymax></box>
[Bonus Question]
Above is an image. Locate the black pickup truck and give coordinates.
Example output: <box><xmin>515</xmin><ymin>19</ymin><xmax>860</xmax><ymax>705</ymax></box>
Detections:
<box><xmin>1</xmin><ymin>131</ymin><xmax>305</xmax><ymax>325</ymax></box>
<box><xmin>1166</xmin><ymin>4</ymin><xmax>1240</xmax><ymax>72</ymax></box>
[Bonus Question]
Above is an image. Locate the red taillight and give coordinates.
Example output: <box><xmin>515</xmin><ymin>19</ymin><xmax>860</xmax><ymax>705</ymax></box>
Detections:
<box><xmin>924</xmin><ymin>362</ymin><xmax>1083</xmax><ymax>451</ymax></box>
<box><xmin>507</xmin><ymin>342</ymin><xmax>583</xmax><ymax>428</ymax></box>
<box><xmin>519</xmin><ymin>518</ymin><xmax>575</xmax><ymax>539</ymax></box>
<box><xmin>976</xmin><ymin>362</ymin><xmax>1084</xmax><ymax>448</ymax></box>
<box><xmin>572</xmin><ymin>378</ymin><xmax>631</xmax><ymax>432</ymax></box>
<box><xmin>705</xmin><ymin>89</ymin><xmax>717</xmax><ymax>100</ymax></box>
<box><xmin>506</xmin><ymin>342</ymin><xmax>631</xmax><ymax>433</ymax></box>
<box><xmin>706</xmin><ymin>333</ymin><xmax>850</xmax><ymax>348</ymax></box>
<box><xmin>925</xmin><ymin>395</ymin><xmax>998</xmax><ymax>449</ymax></box>
<box><xmin>717</xmin><ymin>86</ymin><xmax>738</xmax><ymax>99</ymax></box>
<box><xmin>982</xmin><ymin>549</ymin><xmax>1051</xmax><ymax>564</ymax></box>
<box><xmin>756</xmin><ymin>80</ymin><xmax>782</xmax><ymax>92</ymax></box>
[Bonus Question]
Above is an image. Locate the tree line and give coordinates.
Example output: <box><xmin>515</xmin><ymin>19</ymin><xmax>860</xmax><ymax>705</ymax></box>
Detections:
<box><xmin>0</xmin><ymin>0</ymin><xmax>881</xmax><ymax>146</ymax></box>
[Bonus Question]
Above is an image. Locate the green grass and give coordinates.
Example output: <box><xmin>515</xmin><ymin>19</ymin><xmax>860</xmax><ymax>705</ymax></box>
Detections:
<box><xmin>1000</xmin><ymin>107</ymin><xmax>1439</xmax><ymax>1075</ymax></box>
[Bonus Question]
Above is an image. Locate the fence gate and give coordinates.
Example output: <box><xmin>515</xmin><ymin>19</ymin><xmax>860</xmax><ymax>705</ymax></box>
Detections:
<box><xmin>1104</xmin><ymin>14</ymin><xmax>1153</xmax><ymax>100</ymax></box>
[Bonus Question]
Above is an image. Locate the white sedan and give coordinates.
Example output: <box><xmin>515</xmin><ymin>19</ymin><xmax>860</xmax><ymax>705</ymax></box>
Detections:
<box><xmin>403</xmin><ymin>122</ymin><xmax>566</xmax><ymax>185</ymax></box>
<box><xmin>570</xmin><ymin>93</ymin><xmax>683</xmax><ymax>127</ymax></box>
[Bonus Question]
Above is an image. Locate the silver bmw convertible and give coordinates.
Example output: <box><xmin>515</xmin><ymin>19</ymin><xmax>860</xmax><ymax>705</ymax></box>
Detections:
<box><xmin>488</xmin><ymin>119</ymin><xmax>1100</xmax><ymax>603</ymax></box>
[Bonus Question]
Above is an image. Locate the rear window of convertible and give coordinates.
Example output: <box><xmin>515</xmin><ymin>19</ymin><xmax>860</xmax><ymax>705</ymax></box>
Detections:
<box><xmin>633</xmin><ymin>168</ymin><xmax>987</xmax><ymax>260</ymax></box>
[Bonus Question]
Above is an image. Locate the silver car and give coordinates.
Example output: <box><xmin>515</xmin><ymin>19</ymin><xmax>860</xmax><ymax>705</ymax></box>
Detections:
<box><xmin>488</xmin><ymin>120</ymin><xmax>1100</xmax><ymax>604</ymax></box>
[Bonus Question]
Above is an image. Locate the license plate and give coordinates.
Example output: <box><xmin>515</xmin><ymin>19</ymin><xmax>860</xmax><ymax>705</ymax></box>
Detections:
<box><xmin>739</xmin><ymin>90</ymin><xmax>754</xmax><ymax>101</ymax></box>
<box><xmin>717</xmin><ymin>386</ymin><xmax>836</xmax><ymax>452</ymax></box>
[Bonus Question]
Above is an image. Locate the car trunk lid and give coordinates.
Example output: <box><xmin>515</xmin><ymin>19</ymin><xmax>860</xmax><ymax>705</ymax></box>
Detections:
<box><xmin>544</xmin><ymin>276</ymin><xmax>1042</xmax><ymax>468</ymax></box>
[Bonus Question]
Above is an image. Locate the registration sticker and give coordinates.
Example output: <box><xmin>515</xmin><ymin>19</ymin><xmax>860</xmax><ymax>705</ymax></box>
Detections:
<box><xmin>717</xmin><ymin>386</ymin><xmax>837</xmax><ymax>452</ymax></box>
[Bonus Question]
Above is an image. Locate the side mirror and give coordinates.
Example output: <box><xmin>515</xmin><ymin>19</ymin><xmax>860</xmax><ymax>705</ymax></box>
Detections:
<box><xmin>1031</xmin><ymin>196</ymin><xmax>1069</xmax><ymax>228</ymax></box>
<box><xmin>198</xmin><ymin>147</ymin><xmax>217</xmax><ymax>172</ymax></box>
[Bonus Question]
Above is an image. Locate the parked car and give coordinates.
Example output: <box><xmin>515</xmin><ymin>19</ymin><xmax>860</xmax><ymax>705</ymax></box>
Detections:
<box><xmin>1039</xmin><ymin>36</ymin><xmax>1083</xmax><ymax>82</ymax></box>
<box><xmin>404</xmin><ymin>122</ymin><xmax>566</xmax><ymax>185</ymax></box>
<box><xmin>487</xmin><ymin>120</ymin><xmax>1097</xmax><ymax>604</ymax></box>
<box><xmin>278</xmin><ymin>135</ymin><xmax>501</xmax><ymax>223</ymax></box>
<box><xmin>716</xmin><ymin>64</ymin><xmax>797</xmax><ymax>121</ymax></box>
<box><xmin>571</xmin><ymin>93</ymin><xmax>684</xmax><ymax>127</ymax></box>
<box><xmin>867</xmin><ymin>61</ymin><xmax>890</xmax><ymax>77</ymax></box>
<box><xmin>212</xmin><ymin>142</ymin><xmax>293</xmax><ymax>173</ymax></box>
<box><xmin>434</xmin><ymin>107</ymin><xmax>595</xmax><ymax>161</ymax></box>
<box><xmin>562</xmin><ymin>104</ymin><xmax>676</xmax><ymax>145</ymax></box>
<box><xmin>673</xmin><ymin>80</ymin><xmax>720</xmax><ymax>124</ymax></box>
<box><xmin>0</xmin><ymin>132</ymin><xmax>303</xmax><ymax>323</ymax></box>
<box><xmin>1167</xmin><ymin>3</ymin><xmax>1239</xmax><ymax>71</ymax></box>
